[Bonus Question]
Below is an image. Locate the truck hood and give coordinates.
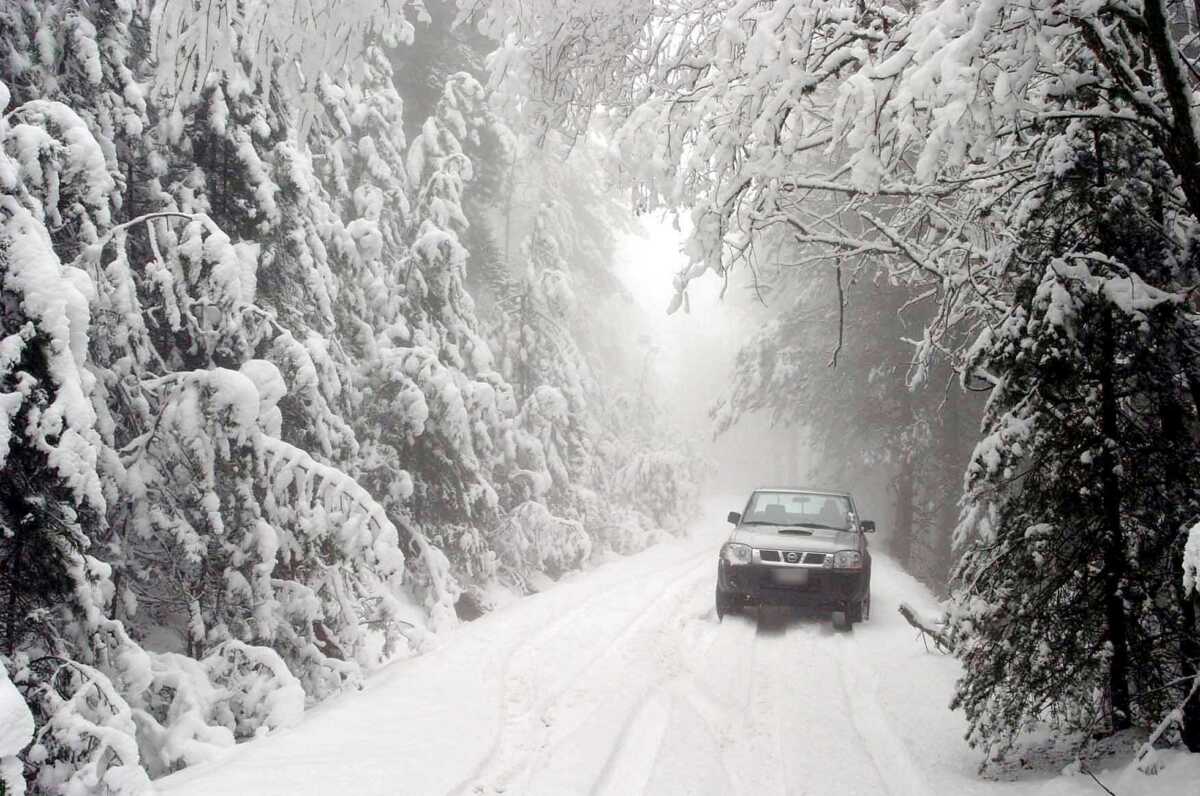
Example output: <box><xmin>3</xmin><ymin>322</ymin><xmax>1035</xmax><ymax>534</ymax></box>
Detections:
<box><xmin>730</xmin><ymin>526</ymin><xmax>858</xmax><ymax>553</ymax></box>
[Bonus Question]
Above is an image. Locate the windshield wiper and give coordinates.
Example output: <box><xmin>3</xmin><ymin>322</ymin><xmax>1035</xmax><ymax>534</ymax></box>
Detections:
<box><xmin>787</xmin><ymin>522</ymin><xmax>845</xmax><ymax>532</ymax></box>
<box><xmin>741</xmin><ymin>520</ymin><xmax>789</xmax><ymax>526</ymax></box>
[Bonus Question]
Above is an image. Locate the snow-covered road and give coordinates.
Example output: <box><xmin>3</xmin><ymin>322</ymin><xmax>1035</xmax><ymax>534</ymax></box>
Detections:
<box><xmin>156</xmin><ymin>501</ymin><xmax>1196</xmax><ymax>796</ymax></box>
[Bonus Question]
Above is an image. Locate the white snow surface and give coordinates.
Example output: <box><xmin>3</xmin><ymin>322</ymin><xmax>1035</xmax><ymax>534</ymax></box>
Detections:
<box><xmin>157</xmin><ymin>498</ymin><xmax>1200</xmax><ymax>796</ymax></box>
<box><xmin>1184</xmin><ymin>521</ymin><xmax>1200</xmax><ymax>596</ymax></box>
<box><xmin>0</xmin><ymin>664</ymin><xmax>32</xmax><ymax>758</ymax></box>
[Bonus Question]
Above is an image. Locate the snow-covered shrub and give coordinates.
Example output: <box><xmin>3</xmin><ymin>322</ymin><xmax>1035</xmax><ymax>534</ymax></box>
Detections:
<box><xmin>517</xmin><ymin>386</ymin><xmax>571</xmax><ymax>485</ymax></box>
<box><xmin>494</xmin><ymin>501</ymin><xmax>591</xmax><ymax>586</ymax></box>
<box><xmin>260</xmin><ymin>435</ymin><xmax>427</xmax><ymax>672</ymax></box>
<box><xmin>594</xmin><ymin>506</ymin><xmax>660</xmax><ymax>557</ymax></box>
<box><xmin>13</xmin><ymin>656</ymin><xmax>151</xmax><ymax>795</ymax></box>
<box><xmin>120</xmin><ymin>369</ymin><xmax>270</xmax><ymax>653</ymax></box>
<box><xmin>399</xmin><ymin>530</ymin><xmax>462</xmax><ymax>634</ymax></box>
<box><xmin>201</xmin><ymin>641</ymin><xmax>304</xmax><ymax>740</ymax></box>
<box><xmin>613</xmin><ymin>450</ymin><xmax>699</xmax><ymax>534</ymax></box>
<box><xmin>128</xmin><ymin>652</ymin><xmax>235</xmax><ymax>778</ymax></box>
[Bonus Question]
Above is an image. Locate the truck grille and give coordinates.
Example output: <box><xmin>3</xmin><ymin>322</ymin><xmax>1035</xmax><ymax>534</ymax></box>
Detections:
<box><xmin>756</xmin><ymin>550</ymin><xmax>827</xmax><ymax>566</ymax></box>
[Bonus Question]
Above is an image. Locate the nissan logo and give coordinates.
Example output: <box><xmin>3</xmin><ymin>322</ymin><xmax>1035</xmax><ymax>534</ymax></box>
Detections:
<box><xmin>784</xmin><ymin>551</ymin><xmax>800</xmax><ymax>564</ymax></box>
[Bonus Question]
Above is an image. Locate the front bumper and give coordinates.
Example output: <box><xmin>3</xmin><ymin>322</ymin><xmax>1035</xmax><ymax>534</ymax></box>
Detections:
<box><xmin>717</xmin><ymin>559</ymin><xmax>868</xmax><ymax>609</ymax></box>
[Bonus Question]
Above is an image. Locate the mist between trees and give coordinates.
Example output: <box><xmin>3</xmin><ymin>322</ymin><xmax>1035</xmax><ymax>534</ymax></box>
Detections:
<box><xmin>3</xmin><ymin>0</ymin><xmax>1200</xmax><ymax>792</ymax></box>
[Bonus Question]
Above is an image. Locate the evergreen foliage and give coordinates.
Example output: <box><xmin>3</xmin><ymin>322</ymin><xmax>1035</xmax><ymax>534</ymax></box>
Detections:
<box><xmin>0</xmin><ymin>2</ymin><xmax>700</xmax><ymax>790</ymax></box>
<box><xmin>949</xmin><ymin>120</ymin><xmax>1200</xmax><ymax>756</ymax></box>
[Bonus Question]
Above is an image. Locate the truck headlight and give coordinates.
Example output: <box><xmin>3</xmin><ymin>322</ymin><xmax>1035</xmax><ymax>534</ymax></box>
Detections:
<box><xmin>721</xmin><ymin>543</ymin><xmax>752</xmax><ymax>565</ymax></box>
<box><xmin>833</xmin><ymin>550</ymin><xmax>862</xmax><ymax>570</ymax></box>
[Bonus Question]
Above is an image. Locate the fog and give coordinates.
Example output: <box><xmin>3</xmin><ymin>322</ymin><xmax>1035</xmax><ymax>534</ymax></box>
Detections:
<box><xmin>615</xmin><ymin>216</ymin><xmax>897</xmax><ymax>539</ymax></box>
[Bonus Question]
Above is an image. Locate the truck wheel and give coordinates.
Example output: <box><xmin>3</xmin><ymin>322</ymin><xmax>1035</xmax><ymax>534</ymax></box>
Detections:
<box><xmin>715</xmin><ymin>589</ymin><xmax>737</xmax><ymax>621</ymax></box>
<box><xmin>849</xmin><ymin>593</ymin><xmax>870</xmax><ymax>623</ymax></box>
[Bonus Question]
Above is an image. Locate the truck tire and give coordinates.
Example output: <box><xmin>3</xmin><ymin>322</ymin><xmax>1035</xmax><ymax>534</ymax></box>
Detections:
<box><xmin>715</xmin><ymin>589</ymin><xmax>738</xmax><ymax>621</ymax></box>
<box><xmin>849</xmin><ymin>593</ymin><xmax>870</xmax><ymax>624</ymax></box>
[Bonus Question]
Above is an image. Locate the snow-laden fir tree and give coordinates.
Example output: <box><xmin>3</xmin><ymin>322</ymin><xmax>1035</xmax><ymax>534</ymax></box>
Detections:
<box><xmin>0</xmin><ymin>73</ymin><xmax>156</xmax><ymax>793</ymax></box>
<box><xmin>949</xmin><ymin>118</ymin><xmax>1200</xmax><ymax>756</ymax></box>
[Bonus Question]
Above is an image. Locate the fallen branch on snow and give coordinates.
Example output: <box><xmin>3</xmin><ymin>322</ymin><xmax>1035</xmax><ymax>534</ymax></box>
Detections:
<box><xmin>1135</xmin><ymin>672</ymin><xmax>1200</xmax><ymax>773</ymax></box>
<box><xmin>898</xmin><ymin>602</ymin><xmax>953</xmax><ymax>654</ymax></box>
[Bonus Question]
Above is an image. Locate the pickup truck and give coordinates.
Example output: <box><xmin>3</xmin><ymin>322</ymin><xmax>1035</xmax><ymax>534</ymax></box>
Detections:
<box><xmin>715</xmin><ymin>487</ymin><xmax>875</xmax><ymax>629</ymax></box>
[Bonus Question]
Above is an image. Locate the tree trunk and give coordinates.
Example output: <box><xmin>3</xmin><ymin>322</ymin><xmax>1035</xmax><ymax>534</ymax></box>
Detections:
<box><xmin>1163</xmin><ymin>378</ymin><xmax>1200</xmax><ymax>750</ymax></box>
<box><xmin>1179</xmin><ymin>589</ymin><xmax>1200</xmax><ymax>751</ymax></box>
<box><xmin>1141</xmin><ymin>0</ymin><xmax>1200</xmax><ymax>223</ymax></box>
<box><xmin>2</xmin><ymin>534</ymin><xmax>20</xmax><ymax>658</ymax></box>
<box><xmin>518</xmin><ymin>291</ymin><xmax>530</xmax><ymax>404</ymax></box>
<box><xmin>935</xmin><ymin>384</ymin><xmax>964</xmax><ymax>588</ymax></box>
<box><xmin>790</xmin><ymin>426</ymin><xmax>803</xmax><ymax>485</ymax></box>
<box><xmin>1099</xmin><ymin>308</ymin><xmax>1133</xmax><ymax>731</ymax></box>
<box><xmin>892</xmin><ymin>459</ymin><xmax>915</xmax><ymax>570</ymax></box>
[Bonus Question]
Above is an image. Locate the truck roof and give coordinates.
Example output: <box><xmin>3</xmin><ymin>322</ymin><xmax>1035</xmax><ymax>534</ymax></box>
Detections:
<box><xmin>752</xmin><ymin>486</ymin><xmax>853</xmax><ymax>497</ymax></box>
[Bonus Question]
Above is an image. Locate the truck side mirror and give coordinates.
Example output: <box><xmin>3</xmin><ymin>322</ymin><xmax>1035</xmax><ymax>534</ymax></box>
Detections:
<box><xmin>860</xmin><ymin>520</ymin><xmax>876</xmax><ymax>533</ymax></box>
<box><xmin>727</xmin><ymin>511</ymin><xmax>741</xmax><ymax>525</ymax></box>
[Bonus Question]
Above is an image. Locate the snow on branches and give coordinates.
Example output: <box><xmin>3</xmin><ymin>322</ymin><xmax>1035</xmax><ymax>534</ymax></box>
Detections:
<box><xmin>0</xmin><ymin>662</ymin><xmax>33</xmax><ymax>795</ymax></box>
<box><xmin>0</xmin><ymin>1</ymin><xmax>705</xmax><ymax>788</ymax></box>
<box><xmin>148</xmin><ymin>0</ymin><xmax>430</xmax><ymax>140</ymax></box>
<box><xmin>1186</xmin><ymin>522</ymin><xmax>1200</xmax><ymax>598</ymax></box>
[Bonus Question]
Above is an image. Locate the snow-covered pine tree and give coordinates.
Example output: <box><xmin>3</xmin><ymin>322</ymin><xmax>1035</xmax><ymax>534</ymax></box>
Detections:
<box><xmin>949</xmin><ymin>118</ymin><xmax>1200</xmax><ymax>756</ymax></box>
<box><xmin>491</xmin><ymin>203</ymin><xmax>589</xmax><ymax>496</ymax></box>
<box><xmin>0</xmin><ymin>74</ymin><xmax>160</xmax><ymax>793</ymax></box>
<box><xmin>117</xmin><ymin>44</ymin><xmax>450</xmax><ymax>689</ymax></box>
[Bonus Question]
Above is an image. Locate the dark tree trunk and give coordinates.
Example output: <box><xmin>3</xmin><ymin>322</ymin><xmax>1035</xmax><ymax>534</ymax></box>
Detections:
<box><xmin>935</xmin><ymin>384</ymin><xmax>964</xmax><ymax>588</ymax></box>
<box><xmin>1141</xmin><ymin>0</ymin><xmax>1200</xmax><ymax>223</ymax></box>
<box><xmin>1163</xmin><ymin>378</ymin><xmax>1200</xmax><ymax>751</ymax></box>
<box><xmin>790</xmin><ymin>427</ymin><xmax>803</xmax><ymax>485</ymax></box>
<box><xmin>892</xmin><ymin>458</ymin><xmax>915</xmax><ymax>570</ymax></box>
<box><xmin>518</xmin><ymin>291</ymin><xmax>530</xmax><ymax>404</ymax></box>
<box><xmin>2</xmin><ymin>531</ymin><xmax>21</xmax><ymax>658</ymax></box>
<box><xmin>1099</xmin><ymin>308</ymin><xmax>1132</xmax><ymax>731</ymax></box>
<box><xmin>1179</xmin><ymin>589</ymin><xmax>1200</xmax><ymax>751</ymax></box>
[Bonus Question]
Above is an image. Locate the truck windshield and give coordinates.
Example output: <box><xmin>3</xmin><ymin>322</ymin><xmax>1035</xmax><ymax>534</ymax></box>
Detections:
<box><xmin>743</xmin><ymin>491</ymin><xmax>853</xmax><ymax>530</ymax></box>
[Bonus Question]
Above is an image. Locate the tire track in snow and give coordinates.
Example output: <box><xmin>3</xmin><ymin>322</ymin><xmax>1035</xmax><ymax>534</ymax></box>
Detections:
<box><xmin>757</xmin><ymin>618</ymin><xmax>892</xmax><ymax>796</ymax></box>
<box><xmin>453</xmin><ymin>549</ymin><xmax>714</xmax><ymax>795</ymax></box>
<box><xmin>586</xmin><ymin>584</ymin><xmax>746</xmax><ymax>796</ymax></box>
<box><xmin>834</xmin><ymin>633</ymin><xmax>934</xmax><ymax>796</ymax></box>
<box><xmin>588</xmin><ymin>684</ymin><xmax>674</xmax><ymax>796</ymax></box>
<box><xmin>702</xmin><ymin>612</ymin><xmax>790</xmax><ymax>796</ymax></box>
<box><xmin>665</xmin><ymin>613</ymin><xmax>757</xmax><ymax>796</ymax></box>
<box><xmin>761</xmin><ymin>625</ymin><xmax>796</xmax><ymax>796</ymax></box>
<box><xmin>526</xmin><ymin>557</ymin><xmax>715</xmax><ymax>791</ymax></box>
<box><xmin>768</xmin><ymin>620</ymin><xmax>844</xmax><ymax>796</ymax></box>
